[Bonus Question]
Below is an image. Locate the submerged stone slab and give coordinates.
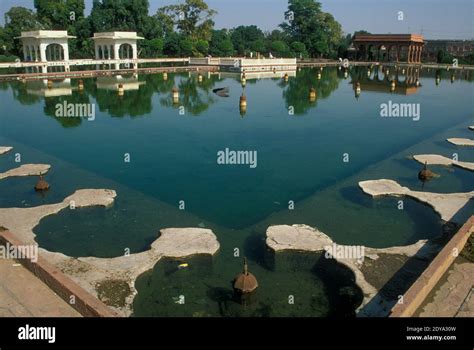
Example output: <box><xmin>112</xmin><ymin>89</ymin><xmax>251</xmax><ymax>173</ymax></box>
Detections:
<box><xmin>0</xmin><ymin>189</ymin><xmax>117</xmax><ymax>243</ymax></box>
<box><xmin>265</xmin><ymin>224</ymin><xmax>435</xmax><ymax>317</ymax></box>
<box><xmin>266</xmin><ymin>224</ymin><xmax>332</xmax><ymax>252</ymax></box>
<box><xmin>359</xmin><ymin>179</ymin><xmax>474</xmax><ymax>222</ymax></box>
<box><xmin>0</xmin><ymin>146</ymin><xmax>13</xmax><ymax>155</ymax></box>
<box><xmin>151</xmin><ymin>228</ymin><xmax>220</xmax><ymax>257</ymax></box>
<box><xmin>0</xmin><ymin>164</ymin><xmax>51</xmax><ymax>180</ymax></box>
<box><xmin>413</xmin><ymin>154</ymin><xmax>474</xmax><ymax>172</ymax></box>
<box><xmin>0</xmin><ymin>187</ymin><xmax>220</xmax><ymax>316</ymax></box>
<box><xmin>44</xmin><ymin>227</ymin><xmax>220</xmax><ymax>316</ymax></box>
<box><xmin>447</xmin><ymin>138</ymin><xmax>474</xmax><ymax>146</ymax></box>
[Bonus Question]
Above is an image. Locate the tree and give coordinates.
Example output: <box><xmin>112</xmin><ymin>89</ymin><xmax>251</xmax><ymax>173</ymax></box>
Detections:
<box><xmin>163</xmin><ymin>32</ymin><xmax>181</xmax><ymax>56</ymax></box>
<box><xmin>34</xmin><ymin>0</ymin><xmax>85</xmax><ymax>29</ymax></box>
<box><xmin>270</xmin><ymin>40</ymin><xmax>289</xmax><ymax>57</ymax></box>
<box><xmin>179</xmin><ymin>36</ymin><xmax>194</xmax><ymax>56</ymax></box>
<box><xmin>230</xmin><ymin>25</ymin><xmax>265</xmax><ymax>56</ymax></box>
<box><xmin>290</xmin><ymin>41</ymin><xmax>308</xmax><ymax>57</ymax></box>
<box><xmin>3</xmin><ymin>7</ymin><xmax>44</xmax><ymax>57</ymax></box>
<box><xmin>209</xmin><ymin>29</ymin><xmax>234</xmax><ymax>57</ymax></box>
<box><xmin>89</xmin><ymin>0</ymin><xmax>150</xmax><ymax>35</ymax></box>
<box><xmin>196</xmin><ymin>39</ymin><xmax>209</xmax><ymax>56</ymax></box>
<box><xmin>158</xmin><ymin>0</ymin><xmax>216</xmax><ymax>41</ymax></box>
<box><xmin>280</xmin><ymin>0</ymin><xmax>343</xmax><ymax>58</ymax></box>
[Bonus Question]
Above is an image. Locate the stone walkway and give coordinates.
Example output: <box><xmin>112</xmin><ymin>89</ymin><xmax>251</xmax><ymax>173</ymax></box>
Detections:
<box><xmin>418</xmin><ymin>261</ymin><xmax>473</xmax><ymax>317</ymax></box>
<box><xmin>0</xmin><ymin>257</ymin><xmax>80</xmax><ymax>317</ymax></box>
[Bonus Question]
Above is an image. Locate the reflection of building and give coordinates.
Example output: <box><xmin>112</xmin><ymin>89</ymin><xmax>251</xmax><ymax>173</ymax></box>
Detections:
<box><xmin>16</xmin><ymin>30</ymin><xmax>75</xmax><ymax>73</ymax></box>
<box><xmin>92</xmin><ymin>32</ymin><xmax>144</xmax><ymax>70</ymax></box>
<box><xmin>423</xmin><ymin>40</ymin><xmax>474</xmax><ymax>61</ymax></box>
<box><xmin>189</xmin><ymin>57</ymin><xmax>297</xmax><ymax>73</ymax></box>
<box><xmin>352</xmin><ymin>34</ymin><xmax>424</xmax><ymax>63</ymax></box>
<box><xmin>96</xmin><ymin>75</ymin><xmax>145</xmax><ymax>91</ymax></box>
<box><xmin>351</xmin><ymin>66</ymin><xmax>421</xmax><ymax>95</ymax></box>
<box><xmin>26</xmin><ymin>79</ymin><xmax>73</xmax><ymax>97</ymax></box>
<box><xmin>219</xmin><ymin>70</ymin><xmax>297</xmax><ymax>80</ymax></box>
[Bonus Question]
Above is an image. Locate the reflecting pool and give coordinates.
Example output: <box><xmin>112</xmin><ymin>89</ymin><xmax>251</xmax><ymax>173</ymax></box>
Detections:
<box><xmin>0</xmin><ymin>66</ymin><xmax>472</xmax><ymax>316</ymax></box>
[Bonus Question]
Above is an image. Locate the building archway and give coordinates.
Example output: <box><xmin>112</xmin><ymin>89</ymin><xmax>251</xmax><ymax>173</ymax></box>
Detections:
<box><xmin>119</xmin><ymin>43</ymin><xmax>133</xmax><ymax>59</ymax></box>
<box><xmin>353</xmin><ymin>34</ymin><xmax>424</xmax><ymax>63</ymax></box>
<box><xmin>45</xmin><ymin>43</ymin><xmax>64</xmax><ymax>61</ymax></box>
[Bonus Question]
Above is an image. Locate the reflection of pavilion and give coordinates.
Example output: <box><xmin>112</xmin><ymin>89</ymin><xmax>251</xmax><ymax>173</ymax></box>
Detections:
<box><xmin>218</xmin><ymin>70</ymin><xmax>297</xmax><ymax>80</ymax></box>
<box><xmin>25</xmin><ymin>79</ymin><xmax>73</xmax><ymax>97</ymax></box>
<box><xmin>351</xmin><ymin>66</ymin><xmax>421</xmax><ymax>95</ymax></box>
<box><xmin>95</xmin><ymin>75</ymin><xmax>145</xmax><ymax>91</ymax></box>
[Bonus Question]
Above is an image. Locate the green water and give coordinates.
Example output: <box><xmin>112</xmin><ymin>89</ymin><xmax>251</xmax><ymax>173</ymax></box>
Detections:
<box><xmin>0</xmin><ymin>67</ymin><xmax>472</xmax><ymax>316</ymax></box>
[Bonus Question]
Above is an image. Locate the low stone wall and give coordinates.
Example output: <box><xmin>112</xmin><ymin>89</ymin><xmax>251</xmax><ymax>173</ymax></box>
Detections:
<box><xmin>389</xmin><ymin>216</ymin><xmax>474</xmax><ymax>317</ymax></box>
<box><xmin>0</xmin><ymin>230</ymin><xmax>117</xmax><ymax>317</ymax></box>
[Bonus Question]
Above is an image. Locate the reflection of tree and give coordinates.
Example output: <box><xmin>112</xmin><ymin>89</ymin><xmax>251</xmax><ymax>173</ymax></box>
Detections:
<box><xmin>281</xmin><ymin>68</ymin><xmax>340</xmax><ymax>115</ymax></box>
<box><xmin>87</xmin><ymin>76</ymin><xmax>153</xmax><ymax>118</ymax></box>
<box><xmin>10</xmin><ymin>81</ymin><xmax>42</xmax><ymax>105</ymax></box>
<box><xmin>43</xmin><ymin>90</ymin><xmax>91</xmax><ymax>128</ymax></box>
<box><xmin>159</xmin><ymin>74</ymin><xmax>220</xmax><ymax>116</ymax></box>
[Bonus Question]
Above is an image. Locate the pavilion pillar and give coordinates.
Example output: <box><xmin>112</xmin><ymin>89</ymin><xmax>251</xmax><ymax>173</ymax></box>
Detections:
<box><xmin>39</xmin><ymin>43</ymin><xmax>47</xmax><ymax>62</ymax></box>
<box><xmin>114</xmin><ymin>44</ymin><xmax>120</xmax><ymax>70</ymax></box>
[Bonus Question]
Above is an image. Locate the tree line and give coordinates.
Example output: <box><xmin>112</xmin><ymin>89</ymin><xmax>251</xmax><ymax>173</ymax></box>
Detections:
<box><xmin>0</xmin><ymin>0</ymin><xmax>361</xmax><ymax>61</ymax></box>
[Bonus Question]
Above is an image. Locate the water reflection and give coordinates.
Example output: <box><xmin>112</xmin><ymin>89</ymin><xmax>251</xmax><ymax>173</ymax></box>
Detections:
<box><xmin>6</xmin><ymin>67</ymin><xmax>473</xmax><ymax>125</ymax></box>
<box><xmin>159</xmin><ymin>73</ymin><xmax>220</xmax><ymax>115</ymax></box>
<box><xmin>281</xmin><ymin>67</ymin><xmax>340</xmax><ymax>115</ymax></box>
<box><xmin>349</xmin><ymin>66</ymin><xmax>421</xmax><ymax>95</ymax></box>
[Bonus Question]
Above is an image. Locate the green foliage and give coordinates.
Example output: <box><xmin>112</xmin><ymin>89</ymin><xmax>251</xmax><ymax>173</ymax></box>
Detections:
<box><xmin>179</xmin><ymin>37</ymin><xmax>194</xmax><ymax>56</ymax></box>
<box><xmin>0</xmin><ymin>54</ymin><xmax>19</xmax><ymax>62</ymax></box>
<box><xmin>1</xmin><ymin>0</ymin><xmax>347</xmax><ymax>60</ymax></box>
<box><xmin>280</xmin><ymin>0</ymin><xmax>343</xmax><ymax>58</ymax></box>
<box><xmin>290</xmin><ymin>41</ymin><xmax>308</xmax><ymax>57</ymax></box>
<box><xmin>231</xmin><ymin>25</ymin><xmax>265</xmax><ymax>55</ymax></box>
<box><xmin>34</xmin><ymin>0</ymin><xmax>85</xmax><ymax>29</ymax></box>
<box><xmin>141</xmin><ymin>38</ymin><xmax>164</xmax><ymax>57</ymax></box>
<box><xmin>2</xmin><ymin>7</ymin><xmax>45</xmax><ymax>56</ymax></box>
<box><xmin>196</xmin><ymin>39</ymin><xmax>209</xmax><ymax>56</ymax></box>
<box><xmin>271</xmin><ymin>40</ymin><xmax>289</xmax><ymax>57</ymax></box>
<box><xmin>158</xmin><ymin>0</ymin><xmax>216</xmax><ymax>40</ymax></box>
<box><xmin>209</xmin><ymin>29</ymin><xmax>234</xmax><ymax>56</ymax></box>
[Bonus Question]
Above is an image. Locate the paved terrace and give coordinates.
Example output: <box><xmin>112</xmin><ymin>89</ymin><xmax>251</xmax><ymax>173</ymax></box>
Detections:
<box><xmin>0</xmin><ymin>248</ymin><xmax>80</xmax><ymax>317</ymax></box>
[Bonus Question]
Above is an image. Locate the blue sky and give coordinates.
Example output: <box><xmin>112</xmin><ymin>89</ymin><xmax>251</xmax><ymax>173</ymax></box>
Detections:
<box><xmin>1</xmin><ymin>0</ymin><xmax>472</xmax><ymax>39</ymax></box>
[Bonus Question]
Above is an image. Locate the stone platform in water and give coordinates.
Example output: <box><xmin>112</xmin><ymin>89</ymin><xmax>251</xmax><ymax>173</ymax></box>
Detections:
<box><xmin>0</xmin><ymin>164</ymin><xmax>51</xmax><ymax>180</ymax></box>
<box><xmin>0</xmin><ymin>187</ymin><xmax>220</xmax><ymax>316</ymax></box>
<box><xmin>266</xmin><ymin>224</ymin><xmax>332</xmax><ymax>252</ymax></box>
<box><xmin>0</xmin><ymin>146</ymin><xmax>13</xmax><ymax>155</ymax></box>
<box><xmin>447</xmin><ymin>138</ymin><xmax>474</xmax><ymax>146</ymax></box>
<box><xmin>413</xmin><ymin>154</ymin><xmax>474</xmax><ymax>171</ymax></box>
<box><xmin>0</xmin><ymin>189</ymin><xmax>116</xmax><ymax>244</ymax></box>
<box><xmin>266</xmin><ymin>224</ymin><xmax>438</xmax><ymax>317</ymax></box>
<box><xmin>358</xmin><ymin>179</ymin><xmax>474</xmax><ymax>222</ymax></box>
<box><xmin>45</xmin><ymin>227</ymin><xmax>220</xmax><ymax>316</ymax></box>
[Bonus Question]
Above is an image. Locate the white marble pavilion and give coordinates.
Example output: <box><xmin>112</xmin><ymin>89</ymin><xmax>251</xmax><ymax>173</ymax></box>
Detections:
<box><xmin>16</xmin><ymin>30</ymin><xmax>76</xmax><ymax>72</ymax></box>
